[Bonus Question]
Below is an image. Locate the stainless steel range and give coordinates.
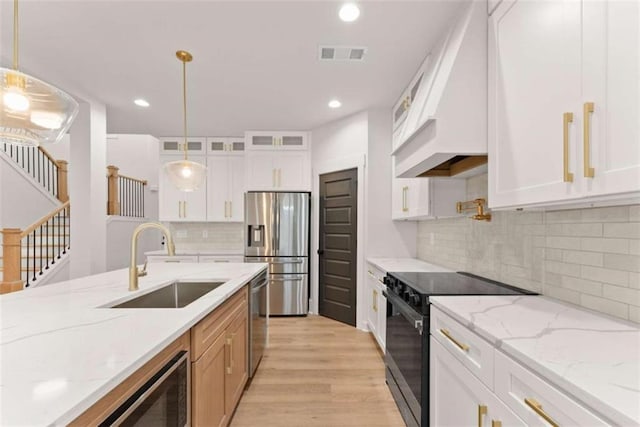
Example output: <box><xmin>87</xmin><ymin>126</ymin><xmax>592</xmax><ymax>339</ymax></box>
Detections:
<box><xmin>383</xmin><ymin>272</ymin><xmax>537</xmax><ymax>427</ymax></box>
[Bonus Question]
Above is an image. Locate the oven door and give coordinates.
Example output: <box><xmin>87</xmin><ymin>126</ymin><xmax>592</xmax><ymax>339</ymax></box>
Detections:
<box><xmin>100</xmin><ymin>351</ymin><xmax>190</xmax><ymax>427</ymax></box>
<box><xmin>384</xmin><ymin>290</ymin><xmax>425</xmax><ymax>426</ymax></box>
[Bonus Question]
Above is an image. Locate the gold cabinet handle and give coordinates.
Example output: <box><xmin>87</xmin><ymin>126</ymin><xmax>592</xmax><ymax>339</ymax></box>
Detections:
<box><xmin>440</xmin><ymin>328</ymin><xmax>470</xmax><ymax>352</ymax></box>
<box><xmin>225</xmin><ymin>201</ymin><xmax>229</xmax><ymax>218</ymax></box>
<box><xmin>563</xmin><ymin>112</ymin><xmax>574</xmax><ymax>182</ymax></box>
<box><xmin>277</xmin><ymin>168</ymin><xmax>282</xmax><ymax>187</ymax></box>
<box><xmin>402</xmin><ymin>186</ymin><xmax>409</xmax><ymax>212</ymax></box>
<box><xmin>478</xmin><ymin>405</ymin><xmax>487</xmax><ymax>427</ymax></box>
<box><xmin>272</xmin><ymin>169</ymin><xmax>276</xmax><ymax>187</ymax></box>
<box><xmin>524</xmin><ymin>398</ymin><xmax>559</xmax><ymax>427</ymax></box>
<box><xmin>492</xmin><ymin>421</ymin><xmax>502</xmax><ymax>427</ymax></box>
<box><xmin>373</xmin><ymin>289</ymin><xmax>378</xmax><ymax>312</ymax></box>
<box><xmin>226</xmin><ymin>336</ymin><xmax>233</xmax><ymax>374</ymax></box>
<box><xmin>229</xmin><ymin>201</ymin><xmax>232</xmax><ymax>218</ymax></box>
<box><xmin>184</xmin><ymin>201</ymin><xmax>187</xmax><ymax>218</ymax></box>
<box><xmin>583</xmin><ymin>102</ymin><xmax>595</xmax><ymax>178</ymax></box>
<box><xmin>178</xmin><ymin>201</ymin><xmax>182</xmax><ymax>218</ymax></box>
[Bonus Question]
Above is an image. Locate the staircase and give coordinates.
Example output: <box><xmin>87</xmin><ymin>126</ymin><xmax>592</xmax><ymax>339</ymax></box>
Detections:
<box><xmin>1</xmin><ymin>144</ymin><xmax>70</xmax><ymax>294</ymax></box>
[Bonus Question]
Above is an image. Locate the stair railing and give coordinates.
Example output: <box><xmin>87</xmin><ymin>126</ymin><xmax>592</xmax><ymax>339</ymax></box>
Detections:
<box><xmin>1</xmin><ymin>201</ymin><xmax>71</xmax><ymax>294</ymax></box>
<box><xmin>0</xmin><ymin>143</ymin><xmax>69</xmax><ymax>202</ymax></box>
<box><xmin>107</xmin><ymin>165</ymin><xmax>147</xmax><ymax>218</ymax></box>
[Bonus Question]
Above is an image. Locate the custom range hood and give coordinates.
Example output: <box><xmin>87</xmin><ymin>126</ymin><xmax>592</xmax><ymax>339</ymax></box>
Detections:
<box><xmin>392</xmin><ymin>0</ymin><xmax>487</xmax><ymax>179</ymax></box>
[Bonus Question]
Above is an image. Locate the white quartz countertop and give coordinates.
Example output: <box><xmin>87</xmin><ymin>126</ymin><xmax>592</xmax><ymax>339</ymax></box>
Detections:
<box><xmin>367</xmin><ymin>257</ymin><xmax>452</xmax><ymax>273</ymax></box>
<box><xmin>145</xmin><ymin>248</ymin><xmax>244</xmax><ymax>256</ymax></box>
<box><xmin>0</xmin><ymin>262</ymin><xmax>266</xmax><ymax>426</ymax></box>
<box><xmin>430</xmin><ymin>295</ymin><xmax>640</xmax><ymax>426</ymax></box>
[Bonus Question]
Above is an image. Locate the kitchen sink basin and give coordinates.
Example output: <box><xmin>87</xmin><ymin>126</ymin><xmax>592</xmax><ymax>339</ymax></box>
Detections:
<box><xmin>110</xmin><ymin>281</ymin><xmax>225</xmax><ymax>309</ymax></box>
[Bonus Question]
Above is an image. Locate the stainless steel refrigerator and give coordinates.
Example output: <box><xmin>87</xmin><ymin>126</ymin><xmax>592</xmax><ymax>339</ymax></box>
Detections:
<box><xmin>244</xmin><ymin>192</ymin><xmax>310</xmax><ymax>315</ymax></box>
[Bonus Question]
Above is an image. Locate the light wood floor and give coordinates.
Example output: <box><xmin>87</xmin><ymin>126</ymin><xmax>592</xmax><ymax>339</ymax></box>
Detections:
<box><xmin>230</xmin><ymin>315</ymin><xmax>405</xmax><ymax>427</ymax></box>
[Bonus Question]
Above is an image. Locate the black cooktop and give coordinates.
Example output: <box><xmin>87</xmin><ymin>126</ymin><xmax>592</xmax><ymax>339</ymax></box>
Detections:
<box><xmin>388</xmin><ymin>271</ymin><xmax>538</xmax><ymax>297</ymax></box>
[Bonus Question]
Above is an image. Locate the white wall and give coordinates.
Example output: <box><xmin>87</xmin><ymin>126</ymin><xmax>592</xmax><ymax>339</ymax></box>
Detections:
<box><xmin>366</xmin><ymin>109</ymin><xmax>417</xmax><ymax>257</ymax></box>
<box><xmin>0</xmin><ymin>155</ymin><xmax>59</xmax><ymax>229</ymax></box>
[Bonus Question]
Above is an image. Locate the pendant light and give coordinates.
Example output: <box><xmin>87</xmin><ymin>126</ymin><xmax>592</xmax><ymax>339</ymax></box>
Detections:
<box><xmin>163</xmin><ymin>50</ymin><xmax>206</xmax><ymax>192</ymax></box>
<box><xmin>0</xmin><ymin>0</ymin><xmax>79</xmax><ymax>147</ymax></box>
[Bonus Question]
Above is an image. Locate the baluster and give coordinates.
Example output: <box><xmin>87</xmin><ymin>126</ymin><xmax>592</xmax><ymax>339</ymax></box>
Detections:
<box><xmin>45</xmin><ymin>221</ymin><xmax>50</xmax><ymax>270</ymax></box>
<box><xmin>142</xmin><ymin>182</ymin><xmax>145</xmax><ymax>218</ymax></box>
<box><xmin>52</xmin><ymin>216</ymin><xmax>56</xmax><ymax>265</ymax></box>
<box><xmin>32</xmin><ymin>229</ymin><xmax>36</xmax><ymax>282</ymax></box>
<box><xmin>25</xmin><ymin>235</ymin><xmax>30</xmax><ymax>288</ymax></box>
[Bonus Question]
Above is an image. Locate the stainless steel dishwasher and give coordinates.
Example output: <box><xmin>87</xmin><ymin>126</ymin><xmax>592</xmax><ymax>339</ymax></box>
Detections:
<box><xmin>248</xmin><ymin>270</ymin><xmax>268</xmax><ymax>377</ymax></box>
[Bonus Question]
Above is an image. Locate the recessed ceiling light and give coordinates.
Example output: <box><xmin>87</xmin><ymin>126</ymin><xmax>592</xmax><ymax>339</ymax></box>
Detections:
<box><xmin>339</xmin><ymin>3</ymin><xmax>360</xmax><ymax>22</ymax></box>
<box><xmin>328</xmin><ymin>99</ymin><xmax>342</xmax><ymax>109</ymax></box>
<box><xmin>134</xmin><ymin>99</ymin><xmax>150</xmax><ymax>107</ymax></box>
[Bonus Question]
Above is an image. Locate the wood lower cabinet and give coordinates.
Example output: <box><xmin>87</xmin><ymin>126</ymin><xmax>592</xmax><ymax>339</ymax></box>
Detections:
<box><xmin>192</xmin><ymin>286</ymin><xmax>248</xmax><ymax>427</ymax></box>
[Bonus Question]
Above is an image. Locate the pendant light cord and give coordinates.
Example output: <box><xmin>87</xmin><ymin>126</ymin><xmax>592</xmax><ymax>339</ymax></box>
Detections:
<box><xmin>182</xmin><ymin>58</ymin><xmax>188</xmax><ymax>161</ymax></box>
<box><xmin>13</xmin><ymin>0</ymin><xmax>19</xmax><ymax>70</ymax></box>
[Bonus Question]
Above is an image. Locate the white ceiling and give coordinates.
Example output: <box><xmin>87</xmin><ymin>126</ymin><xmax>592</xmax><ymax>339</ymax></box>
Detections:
<box><xmin>0</xmin><ymin>0</ymin><xmax>466</xmax><ymax>136</ymax></box>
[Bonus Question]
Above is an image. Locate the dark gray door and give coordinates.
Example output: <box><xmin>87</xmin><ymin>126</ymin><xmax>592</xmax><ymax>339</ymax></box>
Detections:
<box><xmin>318</xmin><ymin>168</ymin><xmax>358</xmax><ymax>326</ymax></box>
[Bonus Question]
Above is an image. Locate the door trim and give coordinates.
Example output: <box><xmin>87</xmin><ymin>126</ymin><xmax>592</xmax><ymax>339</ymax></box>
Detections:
<box><xmin>312</xmin><ymin>154</ymin><xmax>366</xmax><ymax>330</ymax></box>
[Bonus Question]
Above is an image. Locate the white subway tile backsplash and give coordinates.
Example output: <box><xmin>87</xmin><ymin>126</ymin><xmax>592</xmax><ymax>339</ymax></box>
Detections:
<box><xmin>415</xmin><ymin>175</ymin><xmax>639</xmax><ymax>322</ymax></box>
<box><xmin>603</xmin><ymin>222</ymin><xmax>640</xmax><ymax>239</ymax></box>
<box><xmin>603</xmin><ymin>254</ymin><xmax>640</xmax><ymax>273</ymax></box>
<box><xmin>581</xmin><ymin>237</ymin><xmax>629</xmax><ymax>254</ymax></box>
<box><xmin>602</xmin><ymin>284</ymin><xmax>640</xmax><ymax>307</ymax></box>
<box><xmin>580</xmin><ymin>294</ymin><xmax>629</xmax><ymax>319</ymax></box>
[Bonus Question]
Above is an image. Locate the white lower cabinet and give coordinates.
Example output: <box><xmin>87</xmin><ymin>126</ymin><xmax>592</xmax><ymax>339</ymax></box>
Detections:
<box><xmin>431</xmin><ymin>307</ymin><xmax>612</xmax><ymax>427</ymax></box>
<box><xmin>431</xmin><ymin>337</ymin><xmax>526</xmax><ymax>427</ymax></box>
<box><xmin>366</xmin><ymin>263</ymin><xmax>386</xmax><ymax>352</ymax></box>
<box><xmin>494</xmin><ymin>351</ymin><xmax>609</xmax><ymax>426</ymax></box>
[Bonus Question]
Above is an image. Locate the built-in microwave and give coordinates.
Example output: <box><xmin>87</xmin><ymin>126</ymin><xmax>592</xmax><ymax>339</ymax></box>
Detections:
<box><xmin>99</xmin><ymin>351</ymin><xmax>190</xmax><ymax>427</ymax></box>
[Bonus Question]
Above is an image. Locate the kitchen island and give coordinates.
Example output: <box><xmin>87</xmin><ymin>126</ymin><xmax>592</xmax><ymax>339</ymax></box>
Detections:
<box><xmin>0</xmin><ymin>262</ymin><xmax>267</xmax><ymax>426</ymax></box>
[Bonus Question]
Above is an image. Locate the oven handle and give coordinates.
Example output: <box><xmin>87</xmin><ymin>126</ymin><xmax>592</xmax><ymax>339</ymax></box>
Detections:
<box><xmin>109</xmin><ymin>351</ymin><xmax>190</xmax><ymax>426</ymax></box>
<box><xmin>383</xmin><ymin>290</ymin><xmax>424</xmax><ymax>335</ymax></box>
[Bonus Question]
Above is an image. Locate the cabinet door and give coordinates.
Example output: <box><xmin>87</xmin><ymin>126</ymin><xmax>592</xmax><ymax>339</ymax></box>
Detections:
<box><xmin>376</xmin><ymin>281</ymin><xmax>386</xmax><ymax>352</ymax></box>
<box><xmin>391</xmin><ymin>175</ymin><xmax>410</xmax><ymax>220</ymax></box>
<box><xmin>246</xmin><ymin>132</ymin><xmax>276</xmax><ymax>150</ymax></box>
<box><xmin>207</xmin><ymin>155</ymin><xmax>230</xmax><ymax>222</ymax></box>
<box><xmin>207</xmin><ymin>137</ymin><xmax>229</xmax><ymax>154</ymax></box>
<box><xmin>228</xmin><ymin>137</ymin><xmax>245</xmax><ymax>153</ymax></box>
<box><xmin>279</xmin><ymin>132</ymin><xmax>308</xmax><ymax>150</ymax></box>
<box><xmin>489</xmin><ymin>0</ymin><xmax>583</xmax><ymax>208</ymax></box>
<box><xmin>181</xmin><ymin>155</ymin><xmax>207</xmax><ymax>221</ymax></box>
<box><xmin>192</xmin><ymin>332</ymin><xmax>228</xmax><ymax>427</ymax></box>
<box><xmin>160</xmin><ymin>137</ymin><xmax>206</xmax><ymax>155</ymax></box>
<box><xmin>228</xmin><ymin>155</ymin><xmax>245</xmax><ymax>222</ymax></box>
<box><xmin>276</xmin><ymin>152</ymin><xmax>310</xmax><ymax>191</ymax></box>
<box><xmin>583</xmin><ymin>0</ymin><xmax>640</xmax><ymax>197</ymax></box>
<box><xmin>431</xmin><ymin>337</ymin><xmax>527</xmax><ymax>427</ymax></box>
<box><xmin>225</xmin><ymin>307</ymin><xmax>248</xmax><ymax>416</ymax></box>
<box><xmin>159</xmin><ymin>157</ymin><xmax>184</xmax><ymax>222</ymax></box>
<box><xmin>246</xmin><ymin>152</ymin><xmax>276</xmax><ymax>191</ymax></box>
<box><xmin>366</xmin><ymin>270</ymin><xmax>379</xmax><ymax>337</ymax></box>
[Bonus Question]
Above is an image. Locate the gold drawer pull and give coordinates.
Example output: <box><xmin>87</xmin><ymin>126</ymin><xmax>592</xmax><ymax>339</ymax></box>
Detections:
<box><xmin>478</xmin><ymin>405</ymin><xmax>487</xmax><ymax>427</ymax></box>
<box><xmin>226</xmin><ymin>337</ymin><xmax>233</xmax><ymax>375</ymax></box>
<box><xmin>525</xmin><ymin>398</ymin><xmax>560</xmax><ymax>427</ymax></box>
<box><xmin>562</xmin><ymin>112</ymin><xmax>574</xmax><ymax>182</ymax></box>
<box><xmin>492</xmin><ymin>421</ymin><xmax>502</xmax><ymax>427</ymax></box>
<box><xmin>583</xmin><ymin>102</ymin><xmax>595</xmax><ymax>178</ymax></box>
<box><xmin>440</xmin><ymin>328</ymin><xmax>470</xmax><ymax>352</ymax></box>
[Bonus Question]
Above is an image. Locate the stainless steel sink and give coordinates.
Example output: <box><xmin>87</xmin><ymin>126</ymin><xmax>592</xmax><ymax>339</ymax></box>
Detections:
<box><xmin>110</xmin><ymin>281</ymin><xmax>225</xmax><ymax>309</ymax></box>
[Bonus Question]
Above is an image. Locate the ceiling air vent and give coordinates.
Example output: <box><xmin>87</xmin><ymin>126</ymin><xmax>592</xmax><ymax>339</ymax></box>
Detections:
<box><xmin>319</xmin><ymin>46</ymin><xmax>367</xmax><ymax>62</ymax></box>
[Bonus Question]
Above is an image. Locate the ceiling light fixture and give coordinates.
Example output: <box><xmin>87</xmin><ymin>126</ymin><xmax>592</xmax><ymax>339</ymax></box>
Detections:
<box><xmin>163</xmin><ymin>50</ymin><xmax>206</xmax><ymax>192</ymax></box>
<box><xmin>0</xmin><ymin>0</ymin><xmax>78</xmax><ymax>147</ymax></box>
<box><xmin>339</xmin><ymin>3</ymin><xmax>360</xmax><ymax>22</ymax></box>
<box><xmin>134</xmin><ymin>99</ymin><xmax>150</xmax><ymax>107</ymax></box>
<box><xmin>328</xmin><ymin>99</ymin><xmax>342</xmax><ymax>109</ymax></box>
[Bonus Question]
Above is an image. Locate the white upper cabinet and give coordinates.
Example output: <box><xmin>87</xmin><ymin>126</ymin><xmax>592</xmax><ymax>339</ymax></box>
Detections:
<box><xmin>206</xmin><ymin>153</ymin><xmax>245</xmax><ymax>222</ymax></box>
<box><xmin>159</xmin><ymin>155</ymin><xmax>207</xmax><ymax>222</ymax></box>
<box><xmin>245</xmin><ymin>151</ymin><xmax>310</xmax><ymax>191</ymax></box>
<box><xmin>392</xmin><ymin>54</ymin><xmax>432</xmax><ymax>150</ymax></box>
<box><xmin>489</xmin><ymin>0</ymin><xmax>640</xmax><ymax>209</ymax></box>
<box><xmin>206</xmin><ymin>137</ymin><xmax>245</xmax><ymax>154</ymax></box>
<box><xmin>393</xmin><ymin>1</ymin><xmax>488</xmax><ymax>179</ymax></box>
<box><xmin>159</xmin><ymin>137</ymin><xmax>207</xmax><ymax>155</ymax></box>
<box><xmin>392</xmin><ymin>162</ymin><xmax>466</xmax><ymax>220</ymax></box>
<box><xmin>245</xmin><ymin>131</ymin><xmax>308</xmax><ymax>150</ymax></box>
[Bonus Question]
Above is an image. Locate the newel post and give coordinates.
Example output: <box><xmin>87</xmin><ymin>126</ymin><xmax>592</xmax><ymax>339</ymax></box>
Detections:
<box><xmin>107</xmin><ymin>165</ymin><xmax>120</xmax><ymax>215</ymax></box>
<box><xmin>1</xmin><ymin>229</ymin><xmax>24</xmax><ymax>294</ymax></box>
<box><xmin>57</xmin><ymin>160</ymin><xmax>69</xmax><ymax>203</ymax></box>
